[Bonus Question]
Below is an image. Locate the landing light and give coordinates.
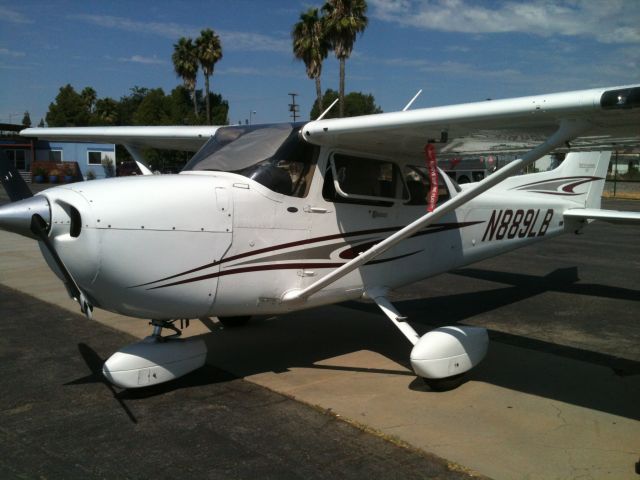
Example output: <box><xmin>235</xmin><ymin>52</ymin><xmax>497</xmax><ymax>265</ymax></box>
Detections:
<box><xmin>601</xmin><ymin>87</ymin><xmax>640</xmax><ymax>110</ymax></box>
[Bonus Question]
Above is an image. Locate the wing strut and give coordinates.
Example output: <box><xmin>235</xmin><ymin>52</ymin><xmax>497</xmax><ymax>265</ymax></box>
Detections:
<box><xmin>367</xmin><ymin>288</ymin><xmax>419</xmax><ymax>345</ymax></box>
<box><xmin>124</xmin><ymin>145</ymin><xmax>153</xmax><ymax>175</ymax></box>
<box><xmin>283</xmin><ymin>119</ymin><xmax>589</xmax><ymax>304</ymax></box>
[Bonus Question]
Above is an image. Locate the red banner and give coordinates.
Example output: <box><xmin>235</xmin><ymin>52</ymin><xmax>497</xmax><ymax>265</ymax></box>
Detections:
<box><xmin>425</xmin><ymin>143</ymin><xmax>439</xmax><ymax>212</ymax></box>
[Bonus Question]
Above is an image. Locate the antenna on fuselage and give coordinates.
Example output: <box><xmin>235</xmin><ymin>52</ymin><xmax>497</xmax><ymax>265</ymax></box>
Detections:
<box><xmin>402</xmin><ymin>89</ymin><xmax>423</xmax><ymax>111</ymax></box>
<box><xmin>316</xmin><ymin>98</ymin><xmax>340</xmax><ymax>121</ymax></box>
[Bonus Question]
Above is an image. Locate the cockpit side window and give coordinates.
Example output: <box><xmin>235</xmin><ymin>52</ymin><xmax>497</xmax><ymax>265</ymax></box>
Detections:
<box><xmin>323</xmin><ymin>154</ymin><xmax>407</xmax><ymax>207</ymax></box>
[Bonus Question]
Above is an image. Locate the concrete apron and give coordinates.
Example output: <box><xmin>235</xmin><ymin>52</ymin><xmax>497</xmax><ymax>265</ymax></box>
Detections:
<box><xmin>1</xmin><ymin>230</ymin><xmax>638</xmax><ymax>480</ymax></box>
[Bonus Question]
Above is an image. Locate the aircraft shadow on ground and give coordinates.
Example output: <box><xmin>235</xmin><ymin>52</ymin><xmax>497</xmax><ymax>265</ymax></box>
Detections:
<box><xmin>194</xmin><ymin>266</ymin><xmax>639</xmax><ymax>421</ymax></box>
<box><xmin>68</xmin><ymin>266</ymin><xmax>639</xmax><ymax>421</ymax></box>
<box><xmin>65</xmin><ymin>342</ymin><xmax>239</xmax><ymax>423</ymax></box>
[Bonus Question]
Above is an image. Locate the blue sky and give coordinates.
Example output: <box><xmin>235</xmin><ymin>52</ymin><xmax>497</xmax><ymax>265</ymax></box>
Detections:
<box><xmin>1</xmin><ymin>0</ymin><xmax>639</xmax><ymax>126</ymax></box>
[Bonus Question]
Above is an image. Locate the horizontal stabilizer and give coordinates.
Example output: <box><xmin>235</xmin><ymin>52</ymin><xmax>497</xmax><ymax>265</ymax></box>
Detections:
<box><xmin>563</xmin><ymin>208</ymin><xmax>640</xmax><ymax>224</ymax></box>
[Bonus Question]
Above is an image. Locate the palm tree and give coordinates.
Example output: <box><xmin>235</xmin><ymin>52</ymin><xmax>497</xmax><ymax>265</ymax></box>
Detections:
<box><xmin>292</xmin><ymin>8</ymin><xmax>330</xmax><ymax>118</ymax></box>
<box><xmin>195</xmin><ymin>28</ymin><xmax>223</xmax><ymax>125</ymax></box>
<box><xmin>322</xmin><ymin>0</ymin><xmax>368</xmax><ymax>117</ymax></box>
<box><xmin>172</xmin><ymin>37</ymin><xmax>199</xmax><ymax>118</ymax></box>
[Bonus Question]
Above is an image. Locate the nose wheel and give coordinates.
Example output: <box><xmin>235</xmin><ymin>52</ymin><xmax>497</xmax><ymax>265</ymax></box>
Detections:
<box><xmin>150</xmin><ymin>319</ymin><xmax>186</xmax><ymax>341</ymax></box>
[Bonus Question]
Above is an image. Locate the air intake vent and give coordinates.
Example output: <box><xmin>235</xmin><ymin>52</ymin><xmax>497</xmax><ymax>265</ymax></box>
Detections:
<box><xmin>69</xmin><ymin>206</ymin><xmax>82</xmax><ymax>238</ymax></box>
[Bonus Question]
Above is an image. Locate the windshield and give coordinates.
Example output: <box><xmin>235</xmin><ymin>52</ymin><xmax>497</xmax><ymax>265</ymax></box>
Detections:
<box><xmin>183</xmin><ymin>123</ymin><xmax>318</xmax><ymax>197</ymax></box>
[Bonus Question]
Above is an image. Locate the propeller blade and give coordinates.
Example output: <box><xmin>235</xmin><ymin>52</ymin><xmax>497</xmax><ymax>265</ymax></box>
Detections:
<box><xmin>0</xmin><ymin>149</ymin><xmax>33</xmax><ymax>202</ymax></box>
<box><xmin>30</xmin><ymin>213</ymin><xmax>93</xmax><ymax>319</ymax></box>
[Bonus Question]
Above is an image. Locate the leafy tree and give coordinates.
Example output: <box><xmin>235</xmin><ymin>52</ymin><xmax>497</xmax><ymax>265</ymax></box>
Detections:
<box><xmin>322</xmin><ymin>0</ymin><xmax>368</xmax><ymax>117</ymax></box>
<box><xmin>46</xmin><ymin>84</ymin><xmax>91</xmax><ymax>126</ymax></box>
<box><xmin>81</xmin><ymin>87</ymin><xmax>97</xmax><ymax>113</ymax></box>
<box><xmin>195</xmin><ymin>28</ymin><xmax>223</xmax><ymax>125</ymax></box>
<box><xmin>21</xmin><ymin>111</ymin><xmax>31</xmax><ymax>128</ymax></box>
<box><xmin>38</xmin><ymin>118</ymin><xmax>45</xmax><ymax>128</ymax></box>
<box><xmin>168</xmin><ymin>85</ymin><xmax>196</xmax><ymax>125</ymax></box>
<box><xmin>44</xmin><ymin>80</ymin><xmax>230</xmax><ymax>172</ymax></box>
<box><xmin>206</xmin><ymin>92</ymin><xmax>229</xmax><ymax>125</ymax></box>
<box><xmin>118</xmin><ymin>86</ymin><xmax>149</xmax><ymax>125</ymax></box>
<box><xmin>172</xmin><ymin>37</ymin><xmax>199</xmax><ymax>118</ymax></box>
<box><xmin>292</xmin><ymin>8</ymin><xmax>330</xmax><ymax>117</ymax></box>
<box><xmin>133</xmin><ymin>88</ymin><xmax>171</xmax><ymax>126</ymax></box>
<box><xmin>92</xmin><ymin>97</ymin><xmax>120</xmax><ymax>125</ymax></box>
<box><xmin>309</xmin><ymin>89</ymin><xmax>381</xmax><ymax>119</ymax></box>
<box><xmin>166</xmin><ymin>86</ymin><xmax>228</xmax><ymax>125</ymax></box>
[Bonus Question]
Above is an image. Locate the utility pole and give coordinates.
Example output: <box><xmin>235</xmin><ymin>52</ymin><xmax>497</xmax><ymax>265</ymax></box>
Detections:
<box><xmin>288</xmin><ymin>93</ymin><xmax>299</xmax><ymax>122</ymax></box>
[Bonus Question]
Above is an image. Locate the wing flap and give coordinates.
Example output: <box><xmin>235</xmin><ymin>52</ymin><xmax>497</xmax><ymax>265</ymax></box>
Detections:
<box><xmin>563</xmin><ymin>208</ymin><xmax>640</xmax><ymax>224</ymax></box>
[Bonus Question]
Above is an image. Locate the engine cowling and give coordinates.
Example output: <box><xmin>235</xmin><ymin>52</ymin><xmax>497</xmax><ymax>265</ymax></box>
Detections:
<box><xmin>410</xmin><ymin>326</ymin><xmax>488</xmax><ymax>379</ymax></box>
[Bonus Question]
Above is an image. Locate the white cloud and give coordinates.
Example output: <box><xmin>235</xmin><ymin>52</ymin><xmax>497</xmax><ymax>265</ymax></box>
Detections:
<box><xmin>381</xmin><ymin>56</ymin><xmax>523</xmax><ymax>79</ymax></box>
<box><xmin>218</xmin><ymin>66</ymin><xmax>299</xmax><ymax>78</ymax></box>
<box><xmin>370</xmin><ymin>0</ymin><xmax>640</xmax><ymax>44</ymax></box>
<box><xmin>219</xmin><ymin>31</ymin><xmax>290</xmax><ymax>53</ymax></box>
<box><xmin>0</xmin><ymin>62</ymin><xmax>34</xmax><ymax>70</ymax></box>
<box><xmin>0</xmin><ymin>47</ymin><xmax>25</xmax><ymax>57</ymax></box>
<box><xmin>69</xmin><ymin>14</ymin><xmax>290</xmax><ymax>53</ymax></box>
<box><xmin>69</xmin><ymin>14</ymin><xmax>194</xmax><ymax>38</ymax></box>
<box><xmin>0</xmin><ymin>6</ymin><xmax>32</xmax><ymax>24</ymax></box>
<box><xmin>118</xmin><ymin>55</ymin><xmax>167</xmax><ymax>65</ymax></box>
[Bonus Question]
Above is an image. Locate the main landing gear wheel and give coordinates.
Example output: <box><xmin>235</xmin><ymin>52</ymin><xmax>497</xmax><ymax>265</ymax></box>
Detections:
<box><xmin>217</xmin><ymin>316</ymin><xmax>251</xmax><ymax>328</ymax></box>
<box><xmin>422</xmin><ymin>373</ymin><xmax>467</xmax><ymax>392</ymax></box>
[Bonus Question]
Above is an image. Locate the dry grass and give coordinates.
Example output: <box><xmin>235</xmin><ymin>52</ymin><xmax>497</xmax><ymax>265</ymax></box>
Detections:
<box><xmin>602</xmin><ymin>191</ymin><xmax>640</xmax><ymax>200</ymax></box>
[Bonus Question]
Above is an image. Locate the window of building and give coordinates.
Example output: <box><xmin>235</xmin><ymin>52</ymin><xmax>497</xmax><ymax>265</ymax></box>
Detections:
<box><xmin>14</xmin><ymin>149</ymin><xmax>26</xmax><ymax>170</ymax></box>
<box><xmin>4</xmin><ymin>149</ymin><xmax>29</xmax><ymax>170</ymax></box>
<box><xmin>323</xmin><ymin>153</ymin><xmax>407</xmax><ymax>206</ymax></box>
<box><xmin>404</xmin><ymin>165</ymin><xmax>451</xmax><ymax>206</ymax></box>
<box><xmin>88</xmin><ymin>151</ymin><xmax>102</xmax><ymax>165</ymax></box>
<box><xmin>49</xmin><ymin>150</ymin><xmax>62</xmax><ymax>163</ymax></box>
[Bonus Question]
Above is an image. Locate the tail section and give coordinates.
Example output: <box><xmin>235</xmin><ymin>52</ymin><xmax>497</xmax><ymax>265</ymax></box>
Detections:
<box><xmin>501</xmin><ymin>151</ymin><xmax>611</xmax><ymax>208</ymax></box>
<box><xmin>554</xmin><ymin>151</ymin><xmax>611</xmax><ymax>209</ymax></box>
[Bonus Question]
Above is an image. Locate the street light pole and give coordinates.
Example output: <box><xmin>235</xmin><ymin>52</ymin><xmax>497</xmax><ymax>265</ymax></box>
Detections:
<box><xmin>249</xmin><ymin>110</ymin><xmax>256</xmax><ymax>125</ymax></box>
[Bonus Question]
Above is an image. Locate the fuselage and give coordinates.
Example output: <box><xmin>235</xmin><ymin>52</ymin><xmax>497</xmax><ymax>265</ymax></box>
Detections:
<box><xmin>35</xmin><ymin>135</ymin><xmax>599</xmax><ymax>320</ymax></box>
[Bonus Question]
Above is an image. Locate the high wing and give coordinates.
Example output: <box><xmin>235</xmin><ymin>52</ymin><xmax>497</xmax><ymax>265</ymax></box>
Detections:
<box><xmin>20</xmin><ymin>125</ymin><xmax>219</xmax><ymax>152</ymax></box>
<box><xmin>301</xmin><ymin>85</ymin><xmax>640</xmax><ymax>156</ymax></box>
<box><xmin>285</xmin><ymin>84</ymin><xmax>640</xmax><ymax>304</ymax></box>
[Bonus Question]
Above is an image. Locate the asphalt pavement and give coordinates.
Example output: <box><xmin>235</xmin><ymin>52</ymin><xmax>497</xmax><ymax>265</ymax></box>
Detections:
<box><xmin>0</xmin><ymin>285</ymin><xmax>480</xmax><ymax>480</ymax></box>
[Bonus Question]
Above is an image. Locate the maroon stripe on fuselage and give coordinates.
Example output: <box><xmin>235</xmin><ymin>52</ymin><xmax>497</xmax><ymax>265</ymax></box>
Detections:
<box><xmin>147</xmin><ymin>251</ymin><xmax>422</xmax><ymax>290</ymax></box>
<box><xmin>135</xmin><ymin>221</ymin><xmax>483</xmax><ymax>289</ymax></box>
<box><xmin>131</xmin><ymin>226</ymin><xmax>400</xmax><ymax>288</ymax></box>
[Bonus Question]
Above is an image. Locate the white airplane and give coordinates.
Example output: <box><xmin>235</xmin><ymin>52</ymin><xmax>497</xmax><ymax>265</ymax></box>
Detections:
<box><xmin>2</xmin><ymin>84</ymin><xmax>639</xmax><ymax>391</ymax></box>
